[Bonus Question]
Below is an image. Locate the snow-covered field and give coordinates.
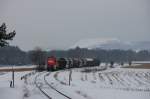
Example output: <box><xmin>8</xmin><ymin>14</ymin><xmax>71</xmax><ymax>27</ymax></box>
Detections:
<box><xmin>0</xmin><ymin>65</ymin><xmax>150</xmax><ymax>99</ymax></box>
<box><xmin>0</xmin><ymin>71</ymin><xmax>30</xmax><ymax>99</ymax></box>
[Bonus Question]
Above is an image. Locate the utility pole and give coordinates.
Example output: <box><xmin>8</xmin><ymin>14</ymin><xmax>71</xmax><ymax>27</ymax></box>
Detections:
<box><xmin>12</xmin><ymin>66</ymin><xmax>15</xmax><ymax>88</ymax></box>
<box><xmin>69</xmin><ymin>69</ymin><xmax>72</xmax><ymax>86</ymax></box>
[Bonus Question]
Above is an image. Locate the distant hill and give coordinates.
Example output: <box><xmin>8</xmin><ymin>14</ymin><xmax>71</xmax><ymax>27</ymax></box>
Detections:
<box><xmin>70</xmin><ymin>38</ymin><xmax>150</xmax><ymax>51</ymax></box>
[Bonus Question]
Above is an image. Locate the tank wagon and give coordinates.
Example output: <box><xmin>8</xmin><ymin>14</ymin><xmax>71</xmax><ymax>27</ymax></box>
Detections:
<box><xmin>46</xmin><ymin>57</ymin><xmax>100</xmax><ymax>71</ymax></box>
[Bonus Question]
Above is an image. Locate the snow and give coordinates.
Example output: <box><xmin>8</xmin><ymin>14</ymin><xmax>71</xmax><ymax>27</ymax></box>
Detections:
<box><xmin>0</xmin><ymin>71</ymin><xmax>30</xmax><ymax>99</ymax></box>
<box><xmin>70</xmin><ymin>38</ymin><xmax>150</xmax><ymax>50</ymax></box>
<box><xmin>45</xmin><ymin>67</ymin><xmax>150</xmax><ymax>99</ymax></box>
<box><xmin>0</xmin><ymin>65</ymin><xmax>150</xmax><ymax>99</ymax></box>
<box><xmin>70</xmin><ymin>38</ymin><xmax>120</xmax><ymax>49</ymax></box>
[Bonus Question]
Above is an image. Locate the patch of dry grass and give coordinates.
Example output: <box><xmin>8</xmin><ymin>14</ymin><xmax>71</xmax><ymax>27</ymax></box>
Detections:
<box><xmin>123</xmin><ymin>63</ymin><xmax>150</xmax><ymax>69</ymax></box>
<box><xmin>0</xmin><ymin>67</ymin><xmax>36</xmax><ymax>72</ymax></box>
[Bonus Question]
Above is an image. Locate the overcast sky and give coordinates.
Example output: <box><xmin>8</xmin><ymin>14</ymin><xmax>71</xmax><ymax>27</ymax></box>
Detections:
<box><xmin>0</xmin><ymin>0</ymin><xmax>150</xmax><ymax>51</ymax></box>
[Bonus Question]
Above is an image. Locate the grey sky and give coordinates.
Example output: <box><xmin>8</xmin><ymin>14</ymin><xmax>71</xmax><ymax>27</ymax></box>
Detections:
<box><xmin>0</xmin><ymin>0</ymin><xmax>150</xmax><ymax>51</ymax></box>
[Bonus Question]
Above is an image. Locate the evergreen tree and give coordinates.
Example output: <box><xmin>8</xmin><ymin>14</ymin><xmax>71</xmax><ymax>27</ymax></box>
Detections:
<box><xmin>0</xmin><ymin>23</ymin><xmax>16</xmax><ymax>47</ymax></box>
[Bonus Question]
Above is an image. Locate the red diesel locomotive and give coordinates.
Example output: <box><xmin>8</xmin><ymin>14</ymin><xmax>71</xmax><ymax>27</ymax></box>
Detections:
<box><xmin>47</xmin><ymin>56</ymin><xmax>57</xmax><ymax>71</ymax></box>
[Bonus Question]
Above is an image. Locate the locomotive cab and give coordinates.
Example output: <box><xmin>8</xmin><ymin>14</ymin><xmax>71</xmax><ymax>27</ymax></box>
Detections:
<box><xmin>47</xmin><ymin>56</ymin><xmax>57</xmax><ymax>71</ymax></box>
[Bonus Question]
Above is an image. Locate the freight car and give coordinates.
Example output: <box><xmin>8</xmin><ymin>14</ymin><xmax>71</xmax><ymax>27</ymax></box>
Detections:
<box><xmin>46</xmin><ymin>56</ymin><xmax>100</xmax><ymax>71</ymax></box>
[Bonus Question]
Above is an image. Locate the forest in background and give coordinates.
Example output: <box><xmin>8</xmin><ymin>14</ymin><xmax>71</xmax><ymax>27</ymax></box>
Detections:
<box><xmin>0</xmin><ymin>46</ymin><xmax>150</xmax><ymax>66</ymax></box>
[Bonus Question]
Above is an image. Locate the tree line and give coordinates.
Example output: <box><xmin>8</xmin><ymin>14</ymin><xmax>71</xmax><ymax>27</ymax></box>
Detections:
<box><xmin>0</xmin><ymin>46</ymin><xmax>150</xmax><ymax>66</ymax></box>
<box><xmin>47</xmin><ymin>47</ymin><xmax>150</xmax><ymax>62</ymax></box>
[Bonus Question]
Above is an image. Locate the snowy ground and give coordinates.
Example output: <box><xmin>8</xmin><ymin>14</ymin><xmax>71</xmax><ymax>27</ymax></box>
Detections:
<box><xmin>45</xmin><ymin>67</ymin><xmax>150</xmax><ymax>99</ymax></box>
<box><xmin>0</xmin><ymin>71</ymin><xmax>30</xmax><ymax>99</ymax></box>
<box><xmin>0</xmin><ymin>65</ymin><xmax>150</xmax><ymax>99</ymax></box>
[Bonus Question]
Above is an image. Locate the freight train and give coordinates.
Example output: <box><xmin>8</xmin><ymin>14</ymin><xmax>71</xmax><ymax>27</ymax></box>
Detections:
<box><xmin>46</xmin><ymin>56</ymin><xmax>100</xmax><ymax>71</ymax></box>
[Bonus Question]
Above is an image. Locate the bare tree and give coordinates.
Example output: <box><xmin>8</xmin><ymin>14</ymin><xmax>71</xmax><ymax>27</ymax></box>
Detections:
<box><xmin>29</xmin><ymin>47</ymin><xmax>46</xmax><ymax>71</ymax></box>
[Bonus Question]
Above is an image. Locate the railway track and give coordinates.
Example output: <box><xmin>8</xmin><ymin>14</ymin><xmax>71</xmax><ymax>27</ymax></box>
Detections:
<box><xmin>34</xmin><ymin>72</ymin><xmax>72</xmax><ymax>99</ymax></box>
<box><xmin>44</xmin><ymin>73</ymin><xmax>71</xmax><ymax>99</ymax></box>
<box><xmin>34</xmin><ymin>72</ymin><xmax>52</xmax><ymax>99</ymax></box>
